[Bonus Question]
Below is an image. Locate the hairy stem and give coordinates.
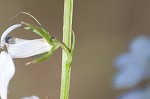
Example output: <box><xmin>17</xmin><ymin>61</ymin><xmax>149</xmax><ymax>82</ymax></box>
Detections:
<box><xmin>60</xmin><ymin>0</ymin><xmax>74</xmax><ymax>99</ymax></box>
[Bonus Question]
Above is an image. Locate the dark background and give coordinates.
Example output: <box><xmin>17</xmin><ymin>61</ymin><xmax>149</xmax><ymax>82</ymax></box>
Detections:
<box><xmin>0</xmin><ymin>0</ymin><xmax>150</xmax><ymax>99</ymax></box>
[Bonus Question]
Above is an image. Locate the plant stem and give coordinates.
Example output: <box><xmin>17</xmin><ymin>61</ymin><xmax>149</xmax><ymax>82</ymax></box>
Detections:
<box><xmin>60</xmin><ymin>0</ymin><xmax>73</xmax><ymax>99</ymax></box>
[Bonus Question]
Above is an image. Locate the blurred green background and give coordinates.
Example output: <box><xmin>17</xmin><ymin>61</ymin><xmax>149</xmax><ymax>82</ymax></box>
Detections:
<box><xmin>0</xmin><ymin>0</ymin><xmax>150</xmax><ymax>99</ymax></box>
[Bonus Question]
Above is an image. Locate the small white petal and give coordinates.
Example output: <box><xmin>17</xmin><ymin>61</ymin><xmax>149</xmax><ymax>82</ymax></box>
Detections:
<box><xmin>1</xmin><ymin>24</ymin><xmax>22</xmax><ymax>47</ymax></box>
<box><xmin>30</xmin><ymin>96</ymin><xmax>39</xmax><ymax>99</ymax></box>
<box><xmin>115</xmin><ymin>53</ymin><xmax>150</xmax><ymax>70</ymax></box>
<box><xmin>0</xmin><ymin>51</ymin><xmax>15</xmax><ymax>99</ymax></box>
<box><xmin>119</xmin><ymin>90</ymin><xmax>144</xmax><ymax>99</ymax></box>
<box><xmin>21</xmin><ymin>96</ymin><xmax>39</xmax><ymax>99</ymax></box>
<box><xmin>130</xmin><ymin>36</ymin><xmax>150</xmax><ymax>56</ymax></box>
<box><xmin>115</xmin><ymin>53</ymin><xmax>131</xmax><ymax>69</ymax></box>
<box><xmin>113</xmin><ymin>67</ymin><xmax>149</xmax><ymax>89</ymax></box>
<box><xmin>7</xmin><ymin>38</ymin><xmax>52</xmax><ymax>58</ymax></box>
<box><xmin>21</xmin><ymin>97</ymin><xmax>30</xmax><ymax>99</ymax></box>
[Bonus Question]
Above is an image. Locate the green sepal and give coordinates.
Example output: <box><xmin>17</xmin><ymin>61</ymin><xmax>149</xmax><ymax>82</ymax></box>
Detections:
<box><xmin>22</xmin><ymin>22</ymin><xmax>52</xmax><ymax>44</ymax></box>
<box><xmin>25</xmin><ymin>41</ymin><xmax>60</xmax><ymax>65</ymax></box>
<box><xmin>22</xmin><ymin>12</ymin><xmax>47</xmax><ymax>32</ymax></box>
<box><xmin>26</xmin><ymin>47</ymin><xmax>55</xmax><ymax>65</ymax></box>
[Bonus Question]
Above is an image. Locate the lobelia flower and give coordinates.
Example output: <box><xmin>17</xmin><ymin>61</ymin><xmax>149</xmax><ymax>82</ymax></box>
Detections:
<box><xmin>119</xmin><ymin>86</ymin><xmax>150</xmax><ymax>99</ymax></box>
<box><xmin>0</xmin><ymin>51</ymin><xmax>15</xmax><ymax>99</ymax></box>
<box><xmin>20</xmin><ymin>96</ymin><xmax>39</xmax><ymax>99</ymax></box>
<box><xmin>113</xmin><ymin>36</ymin><xmax>150</xmax><ymax>89</ymax></box>
<box><xmin>0</xmin><ymin>24</ymin><xmax>54</xmax><ymax>99</ymax></box>
<box><xmin>0</xmin><ymin>13</ymin><xmax>62</xmax><ymax>99</ymax></box>
<box><xmin>1</xmin><ymin>24</ymin><xmax>53</xmax><ymax>58</ymax></box>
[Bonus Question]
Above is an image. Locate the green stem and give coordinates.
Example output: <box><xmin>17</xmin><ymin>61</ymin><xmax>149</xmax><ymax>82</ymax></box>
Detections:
<box><xmin>60</xmin><ymin>0</ymin><xmax>73</xmax><ymax>99</ymax></box>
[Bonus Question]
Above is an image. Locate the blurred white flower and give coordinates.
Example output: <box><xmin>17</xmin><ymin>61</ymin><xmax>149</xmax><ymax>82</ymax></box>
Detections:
<box><xmin>113</xmin><ymin>67</ymin><xmax>149</xmax><ymax>89</ymax></box>
<box><xmin>119</xmin><ymin>86</ymin><xmax>150</xmax><ymax>99</ymax></box>
<box><xmin>1</xmin><ymin>24</ymin><xmax>52</xmax><ymax>58</ymax></box>
<box><xmin>120</xmin><ymin>89</ymin><xmax>144</xmax><ymax>99</ymax></box>
<box><xmin>0</xmin><ymin>51</ymin><xmax>15</xmax><ymax>99</ymax></box>
<box><xmin>113</xmin><ymin>36</ymin><xmax>150</xmax><ymax>89</ymax></box>
<box><xmin>21</xmin><ymin>96</ymin><xmax>39</xmax><ymax>99</ymax></box>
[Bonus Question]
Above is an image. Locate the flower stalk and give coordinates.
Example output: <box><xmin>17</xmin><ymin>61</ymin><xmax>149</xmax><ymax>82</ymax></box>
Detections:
<box><xmin>60</xmin><ymin>0</ymin><xmax>74</xmax><ymax>99</ymax></box>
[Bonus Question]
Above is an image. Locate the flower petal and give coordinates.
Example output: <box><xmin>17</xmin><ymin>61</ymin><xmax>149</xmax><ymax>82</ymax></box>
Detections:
<box><xmin>21</xmin><ymin>96</ymin><xmax>39</xmax><ymax>99</ymax></box>
<box><xmin>113</xmin><ymin>67</ymin><xmax>149</xmax><ymax>89</ymax></box>
<box><xmin>119</xmin><ymin>89</ymin><xmax>144</xmax><ymax>99</ymax></box>
<box><xmin>1</xmin><ymin>24</ymin><xmax>22</xmax><ymax>47</ymax></box>
<box><xmin>129</xmin><ymin>36</ymin><xmax>150</xmax><ymax>57</ymax></box>
<box><xmin>20</xmin><ymin>97</ymin><xmax>30</xmax><ymax>99</ymax></box>
<box><xmin>0</xmin><ymin>51</ymin><xmax>15</xmax><ymax>99</ymax></box>
<box><xmin>115</xmin><ymin>53</ymin><xmax>150</xmax><ymax>70</ymax></box>
<box><xmin>30</xmin><ymin>96</ymin><xmax>39</xmax><ymax>99</ymax></box>
<box><xmin>115</xmin><ymin>53</ymin><xmax>131</xmax><ymax>69</ymax></box>
<box><xmin>7</xmin><ymin>38</ymin><xmax>52</xmax><ymax>58</ymax></box>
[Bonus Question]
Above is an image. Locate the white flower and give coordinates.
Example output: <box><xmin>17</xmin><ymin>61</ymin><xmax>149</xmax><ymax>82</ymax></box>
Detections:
<box><xmin>119</xmin><ymin>86</ymin><xmax>150</xmax><ymax>99</ymax></box>
<box><xmin>113</xmin><ymin>36</ymin><xmax>150</xmax><ymax>89</ymax></box>
<box><xmin>130</xmin><ymin>36</ymin><xmax>150</xmax><ymax>57</ymax></box>
<box><xmin>0</xmin><ymin>24</ymin><xmax>53</xmax><ymax>99</ymax></box>
<box><xmin>0</xmin><ymin>51</ymin><xmax>15</xmax><ymax>99</ymax></box>
<box><xmin>6</xmin><ymin>38</ymin><xmax>51</xmax><ymax>58</ymax></box>
<box><xmin>113</xmin><ymin>67</ymin><xmax>149</xmax><ymax>89</ymax></box>
<box><xmin>1</xmin><ymin>24</ymin><xmax>52</xmax><ymax>58</ymax></box>
<box><xmin>21</xmin><ymin>96</ymin><xmax>39</xmax><ymax>99</ymax></box>
<box><xmin>0</xmin><ymin>24</ymin><xmax>22</xmax><ymax>47</ymax></box>
<box><xmin>119</xmin><ymin>89</ymin><xmax>144</xmax><ymax>99</ymax></box>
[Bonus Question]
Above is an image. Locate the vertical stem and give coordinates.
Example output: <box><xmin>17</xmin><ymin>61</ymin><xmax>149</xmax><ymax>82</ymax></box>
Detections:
<box><xmin>60</xmin><ymin>0</ymin><xmax>73</xmax><ymax>99</ymax></box>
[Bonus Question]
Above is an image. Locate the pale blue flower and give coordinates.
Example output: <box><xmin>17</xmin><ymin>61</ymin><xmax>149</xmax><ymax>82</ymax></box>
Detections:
<box><xmin>119</xmin><ymin>86</ymin><xmax>150</xmax><ymax>99</ymax></box>
<box><xmin>113</xmin><ymin>36</ymin><xmax>150</xmax><ymax>89</ymax></box>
